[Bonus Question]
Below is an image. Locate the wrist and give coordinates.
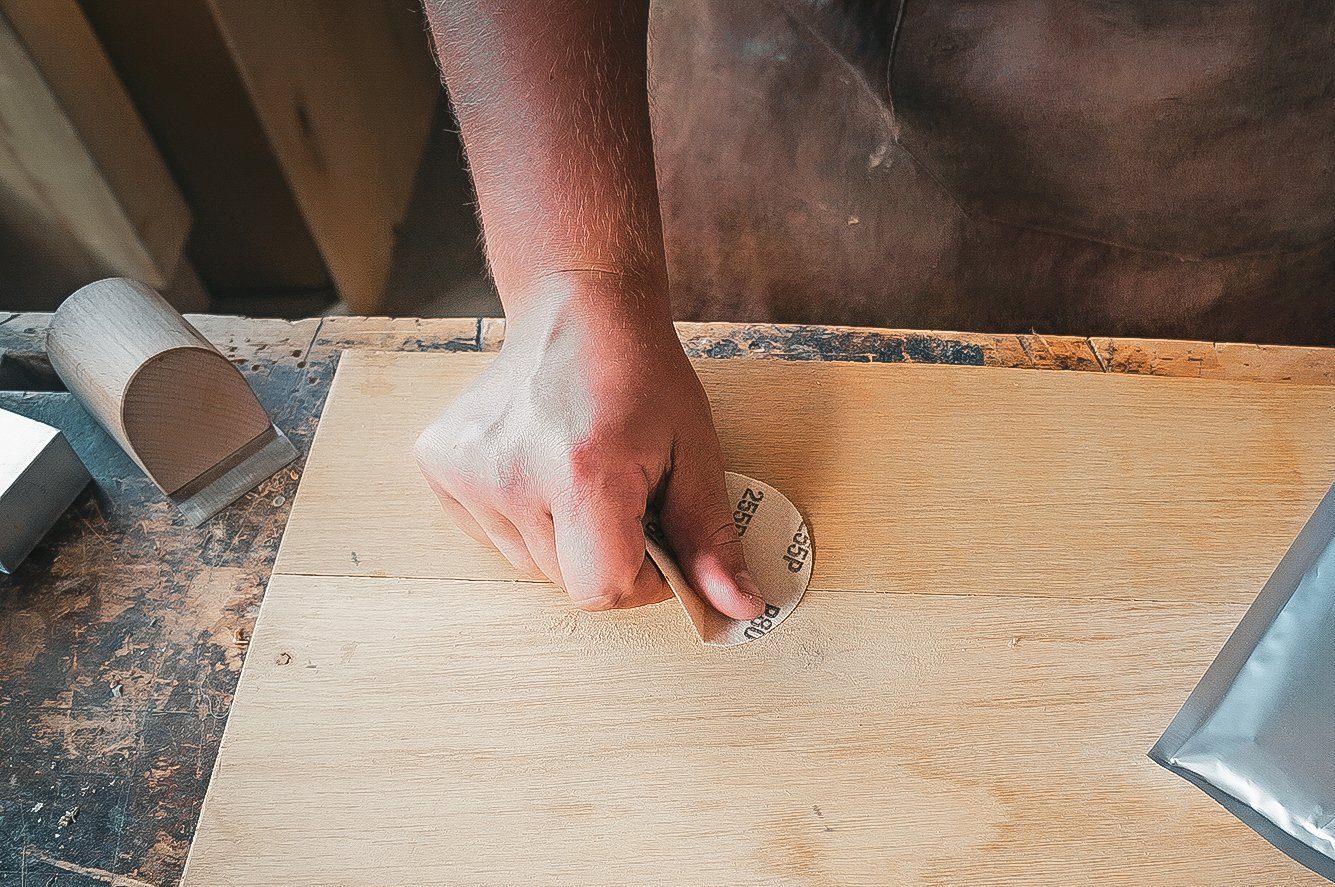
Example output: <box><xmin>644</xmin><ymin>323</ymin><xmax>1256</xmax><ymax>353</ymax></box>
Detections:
<box><xmin>500</xmin><ymin>268</ymin><xmax>676</xmax><ymax>355</ymax></box>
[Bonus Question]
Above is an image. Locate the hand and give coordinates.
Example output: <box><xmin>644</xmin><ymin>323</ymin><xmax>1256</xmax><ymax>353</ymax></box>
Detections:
<box><xmin>414</xmin><ymin>291</ymin><xmax>766</xmax><ymax>619</ymax></box>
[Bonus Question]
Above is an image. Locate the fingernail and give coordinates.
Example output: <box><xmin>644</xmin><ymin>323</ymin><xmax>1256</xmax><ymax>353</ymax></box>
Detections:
<box><xmin>735</xmin><ymin>571</ymin><xmax>766</xmax><ymax>617</ymax></box>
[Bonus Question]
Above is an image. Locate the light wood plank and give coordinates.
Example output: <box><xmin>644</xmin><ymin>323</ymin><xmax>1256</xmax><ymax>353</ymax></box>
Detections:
<box><xmin>482</xmin><ymin>318</ymin><xmax>1335</xmax><ymax>385</ymax></box>
<box><xmin>187</xmin><ymin>350</ymin><xmax>1335</xmax><ymax>883</ymax></box>
<box><xmin>1091</xmin><ymin>336</ymin><xmax>1335</xmax><ymax>386</ymax></box>
<box><xmin>205</xmin><ymin>0</ymin><xmax>439</xmax><ymax>313</ymax></box>
<box><xmin>275</xmin><ymin>351</ymin><xmax>1335</xmax><ymax>603</ymax></box>
<box><xmin>185</xmin><ymin>573</ymin><xmax>1320</xmax><ymax>885</ymax></box>
<box><xmin>308</xmin><ymin>316</ymin><xmax>479</xmax><ymax>360</ymax></box>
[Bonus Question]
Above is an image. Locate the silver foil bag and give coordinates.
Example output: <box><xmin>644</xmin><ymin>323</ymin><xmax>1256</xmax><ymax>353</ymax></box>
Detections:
<box><xmin>1152</xmin><ymin>482</ymin><xmax>1335</xmax><ymax>880</ymax></box>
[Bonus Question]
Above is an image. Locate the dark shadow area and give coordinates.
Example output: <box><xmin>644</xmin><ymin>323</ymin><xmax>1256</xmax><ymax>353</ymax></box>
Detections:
<box><xmin>380</xmin><ymin>98</ymin><xmax>501</xmax><ymax>318</ymax></box>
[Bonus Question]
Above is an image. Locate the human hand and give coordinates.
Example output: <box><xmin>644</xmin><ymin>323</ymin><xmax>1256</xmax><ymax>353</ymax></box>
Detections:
<box><xmin>415</xmin><ymin>291</ymin><xmax>765</xmax><ymax>619</ymax></box>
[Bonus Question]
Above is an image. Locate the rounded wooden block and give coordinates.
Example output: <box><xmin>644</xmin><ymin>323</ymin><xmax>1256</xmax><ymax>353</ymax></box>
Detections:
<box><xmin>47</xmin><ymin>278</ymin><xmax>272</xmax><ymax>495</ymax></box>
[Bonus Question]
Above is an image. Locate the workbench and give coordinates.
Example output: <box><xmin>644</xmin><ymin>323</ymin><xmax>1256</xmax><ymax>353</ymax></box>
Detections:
<box><xmin>2</xmin><ymin>313</ymin><xmax>1333</xmax><ymax>886</ymax></box>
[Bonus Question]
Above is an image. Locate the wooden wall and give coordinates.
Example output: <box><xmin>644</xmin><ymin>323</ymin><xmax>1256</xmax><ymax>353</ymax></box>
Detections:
<box><xmin>0</xmin><ymin>0</ymin><xmax>441</xmax><ymax>314</ymax></box>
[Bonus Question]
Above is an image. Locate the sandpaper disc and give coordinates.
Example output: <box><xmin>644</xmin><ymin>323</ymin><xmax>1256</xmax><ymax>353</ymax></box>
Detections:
<box><xmin>645</xmin><ymin>471</ymin><xmax>813</xmax><ymax>647</ymax></box>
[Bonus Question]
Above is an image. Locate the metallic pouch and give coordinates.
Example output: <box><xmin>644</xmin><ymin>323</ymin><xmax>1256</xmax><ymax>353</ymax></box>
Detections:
<box><xmin>1151</xmin><ymin>481</ymin><xmax>1335</xmax><ymax>881</ymax></box>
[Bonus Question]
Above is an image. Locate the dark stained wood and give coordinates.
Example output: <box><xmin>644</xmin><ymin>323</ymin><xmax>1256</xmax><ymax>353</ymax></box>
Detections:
<box><xmin>0</xmin><ymin>313</ymin><xmax>1332</xmax><ymax>885</ymax></box>
<box><xmin>0</xmin><ymin>314</ymin><xmax>323</xmax><ymax>886</ymax></box>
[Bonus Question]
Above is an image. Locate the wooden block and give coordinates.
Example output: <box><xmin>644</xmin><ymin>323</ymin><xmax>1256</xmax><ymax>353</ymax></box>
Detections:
<box><xmin>47</xmin><ymin>279</ymin><xmax>274</xmax><ymax>496</ymax></box>
<box><xmin>184</xmin><ymin>351</ymin><xmax>1335</xmax><ymax>883</ymax></box>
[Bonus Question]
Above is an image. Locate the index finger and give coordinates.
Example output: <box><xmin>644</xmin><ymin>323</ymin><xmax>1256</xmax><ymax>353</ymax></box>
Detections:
<box><xmin>551</xmin><ymin>475</ymin><xmax>668</xmax><ymax>610</ymax></box>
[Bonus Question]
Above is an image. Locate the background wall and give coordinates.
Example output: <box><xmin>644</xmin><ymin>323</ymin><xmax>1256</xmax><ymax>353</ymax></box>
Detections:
<box><xmin>0</xmin><ymin>0</ymin><xmax>499</xmax><ymax>318</ymax></box>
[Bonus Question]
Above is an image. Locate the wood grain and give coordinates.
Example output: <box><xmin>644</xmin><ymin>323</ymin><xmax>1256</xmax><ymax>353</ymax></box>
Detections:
<box><xmin>0</xmin><ymin>0</ymin><xmax>191</xmax><ymax>277</ymax></box>
<box><xmin>500</xmin><ymin>319</ymin><xmax>1335</xmax><ymax>387</ymax></box>
<box><xmin>78</xmin><ymin>0</ymin><xmax>333</xmax><ymax>298</ymax></box>
<box><xmin>186</xmin><ymin>574</ymin><xmax>1318</xmax><ymax>885</ymax></box>
<box><xmin>47</xmin><ymin>280</ymin><xmax>272</xmax><ymax>494</ymax></box>
<box><xmin>182</xmin><ymin>349</ymin><xmax>1335</xmax><ymax>883</ymax></box>
<box><xmin>9</xmin><ymin>317</ymin><xmax>1325</xmax><ymax>885</ymax></box>
<box><xmin>205</xmin><ymin>0</ymin><xmax>439</xmax><ymax>313</ymax></box>
<box><xmin>1090</xmin><ymin>336</ymin><xmax>1335</xmax><ymax>386</ymax></box>
<box><xmin>0</xmin><ymin>2</ymin><xmax>194</xmax><ymax>300</ymax></box>
<box><xmin>276</xmin><ymin>351</ymin><xmax>1335</xmax><ymax>604</ymax></box>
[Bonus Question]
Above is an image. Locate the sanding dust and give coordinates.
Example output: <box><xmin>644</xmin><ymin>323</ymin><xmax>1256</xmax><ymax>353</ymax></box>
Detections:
<box><xmin>646</xmin><ymin>472</ymin><xmax>813</xmax><ymax>647</ymax></box>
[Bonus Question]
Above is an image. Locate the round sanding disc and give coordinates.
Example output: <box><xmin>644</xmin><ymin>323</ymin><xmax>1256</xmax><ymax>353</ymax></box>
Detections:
<box><xmin>646</xmin><ymin>471</ymin><xmax>813</xmax><ymax>647</ymax></box>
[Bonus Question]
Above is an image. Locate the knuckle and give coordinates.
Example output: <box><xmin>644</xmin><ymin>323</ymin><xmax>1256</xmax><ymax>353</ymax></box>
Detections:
<box><xmin>492</xmin><ymin>457</ymin><xmax>530</xmax><ymax>502</ymax></box>
<box><xmin>510</xmin><ymin>555</ymin><xmax>544</xmax><ymax>580</ymax></box>
<box><xmin>413</xmin><ymin>427</ymin><xmax>446</xmax><ymax>473</ymax></box>
<box><xmin>567</xmin><ymin>566</ymin><xmax>634</xmax><ymax>610</ymax></box>
<box><xmin>564</xmin><ymin>441</ymin><xmax>608</xmax><ymax>489</ymax></box>
<box><xmin>694</xmin><ymin>515</ymin><xmax>747</xmax><ymax>550</ymax></box>
<box><xmin>701</xmin><ymin>520</ymin><xmax>743</xmax><ymax>550</ymax></box>
<box><xmin>676</xmin><ymin>519</ymin><xmax>741</xmax><ymax>559</ymax></box>
<box><xmin>421</xmin><ymin>437</ymin><xmax>530</xmax><ymax>508</ymax></box>
<box><xmin>555</xmin><ymin>456</ymin><xmax>646</xmax><ymax>517</ymax></box>
<box><xmin>415</xmin><ymin>426</ymin><xmax>465</xmax><ymax>482</ymax></box>
<box><xmin>550</xmin><ymin>481</ymin><xmax>593</xmax><ymax>517</ymax></box>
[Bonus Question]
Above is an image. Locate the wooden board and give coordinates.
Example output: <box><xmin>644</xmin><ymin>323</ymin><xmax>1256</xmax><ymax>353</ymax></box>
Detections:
<box><xmin>185</xmin><ymin>351</ymin><xmax>1335</xmax><ymax>884</ymax></box>
<box><xmin>276</xmin><ymin>353</ymin><xmax>1335</xmax><ymax>603</ymax></box>
<box><xmin>205</xmin><ymin>0</ymin><xmax>440</xmax><ymax>313</ymax></box>
<box><xmin>0</xmin><ymin>2</ymin><xmax>196</xmax><ymax>304</ymax></box>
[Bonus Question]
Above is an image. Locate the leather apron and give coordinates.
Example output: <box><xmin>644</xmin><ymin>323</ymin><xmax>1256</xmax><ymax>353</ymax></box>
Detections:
<box><xmin>649</xmin><ymin>0</ymin><xmax>1335</xmax><ymax>345</ymax></box>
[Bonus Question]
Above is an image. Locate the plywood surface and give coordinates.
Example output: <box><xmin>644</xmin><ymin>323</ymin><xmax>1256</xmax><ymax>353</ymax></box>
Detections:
<box><xmin>277</xmin><ymin>352</ymin><xmax>1335</xmax><ymax>603</ymax></box>
<box><xmin>185</xmin><ymin>351</ymin><xmax>1335</xmax><ymax>885</ymax></box>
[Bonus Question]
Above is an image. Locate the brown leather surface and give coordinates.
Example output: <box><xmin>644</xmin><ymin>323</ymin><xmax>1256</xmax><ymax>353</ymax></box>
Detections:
<box><xmin>649</xmin><ymin>0</ymin><xmax>1335</xmax><ymax>345</ymax></box>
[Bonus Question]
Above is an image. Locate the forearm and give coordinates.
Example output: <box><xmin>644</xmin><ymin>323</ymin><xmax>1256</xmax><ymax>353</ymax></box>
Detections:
<box><xmin>419</xmin><ymin>2</ymin><xmax>761</xmax><ymax>621</ymax></box>
<box><xmin>424</xmin><ymin>0</ymin><xmax>670</xmax><ymax>331</ymax></box>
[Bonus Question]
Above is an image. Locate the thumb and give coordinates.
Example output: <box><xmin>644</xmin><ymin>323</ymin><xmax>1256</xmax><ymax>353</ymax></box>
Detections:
<box><xmin>657</xmin><ymin>450</ymin><xmax>766</xmax><ymax>621</ymax></box>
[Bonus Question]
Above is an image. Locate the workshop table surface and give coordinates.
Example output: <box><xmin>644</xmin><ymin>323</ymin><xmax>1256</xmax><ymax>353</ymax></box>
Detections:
<box><xmin>1</xmin><ymin>312</ymin><xmax>1334</xmax><ymax>887</ymax></box>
